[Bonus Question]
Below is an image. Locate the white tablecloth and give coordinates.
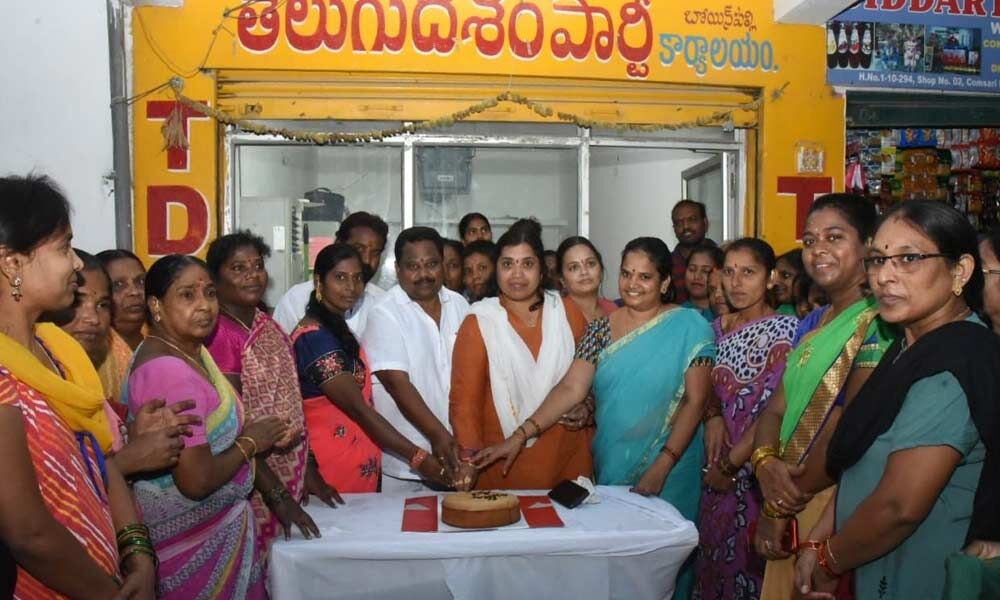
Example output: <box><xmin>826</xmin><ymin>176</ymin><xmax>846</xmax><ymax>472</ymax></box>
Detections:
<box><xmin>268</xmin><ymin>485</ymin><xmax>698</xmax><ymax>600</ymax></box>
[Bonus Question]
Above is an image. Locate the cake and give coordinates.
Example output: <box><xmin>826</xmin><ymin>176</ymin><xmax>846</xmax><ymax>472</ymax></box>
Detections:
<box><xmin>442</xmin><ymin>491</ymin><xmax>521</xmax><ymax>528</ymax></box>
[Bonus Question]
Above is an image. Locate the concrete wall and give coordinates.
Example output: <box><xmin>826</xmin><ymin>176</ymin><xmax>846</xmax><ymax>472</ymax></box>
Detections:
<box><xmin>589</xmin><ymin>148</ymin><xmax>713</xmax><ymax>290</ymax></box>
<box><xmin>1</xmin><ymin>2</ymin><xmax>118</xmax><ymax>253</ymax></box>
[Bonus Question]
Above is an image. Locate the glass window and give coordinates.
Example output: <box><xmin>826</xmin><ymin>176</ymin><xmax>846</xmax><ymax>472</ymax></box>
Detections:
<box><xmin>237</xmin><ymin>144</ymin><xmax>402</xmax><ymax>307</ymax></box>
<box><xmin>589</xmin><ymin>148</ymin><xmax>726</xmax><ymax>289</ymax></box>
<box><xmin>413</xmin><ymin>146</ymin><xmax>578</xmax><ymax>251</ymax></box>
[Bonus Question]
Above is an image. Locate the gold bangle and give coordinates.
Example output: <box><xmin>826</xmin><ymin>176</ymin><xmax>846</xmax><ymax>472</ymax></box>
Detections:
<box><xmin>660</xmin><ymin>445</ymin><xmax>680</xmax><ymax>464</ymax></box>
<box><xmin>233</xmin><ymin>439</ymin><xmax>252</xmax><ymax>463</ymax></box>
<box><xmin>513</xmin><ymin>426</ymin><xmax>528</xmax><ymax>447</ymax></box>
<box><xmin>525</xmin><ymin>417</ymin><xmax>542</xmax><ymax>438</ymax></box>
<box><xmin>751</xmin><ymin>446</ymin><xmax>780</xmax><ymax>473</ymax></box>
<box><xmin>237</xmin><ymin>435</ymin><xmax>258</xmax><ymax>457</ymax></box>
<box><xmin>826</xmin><ymin>537</ymin><xmax>840</xmax><ymax>567</ymax></box>
<box><xmin>761</xmin><ymin>501</ymin><xmax>785</xmax><ymax>519</ymax></box>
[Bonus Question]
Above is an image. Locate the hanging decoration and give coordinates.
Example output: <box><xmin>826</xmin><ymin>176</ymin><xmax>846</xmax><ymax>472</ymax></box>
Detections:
<box><xmin>160</xmin><ymin>102</ymin><xmax>190</xmax><ymax>154</ymax></box>
<box><xmin>164</xmin><ymin>77</ymin><xmax>766</xmax><ymax>148</ymax></box>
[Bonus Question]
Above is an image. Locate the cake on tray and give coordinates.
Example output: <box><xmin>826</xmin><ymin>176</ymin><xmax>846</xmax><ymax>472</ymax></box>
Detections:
<box><xmin>441</xmin><ymin>491</ymin><xmax>521</xmax><ymax>529</ymax></box>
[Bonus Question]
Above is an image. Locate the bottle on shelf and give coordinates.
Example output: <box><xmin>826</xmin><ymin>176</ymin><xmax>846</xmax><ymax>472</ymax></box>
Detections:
<box><xmin>827</xmin><ymin>23</ymin><xmax>839</xmax><ymax>69</ymax></box>
<box><xmin>849</xmin><ymin>23</ymin><xmax>861</xmax><ymax>68</ymax></box>
<box><xmin>861</xmin><ymin>24</ymin><xmax>873</xmax><ymax>69</ymax></box>
<box><xmin>837</xmin><ymin>23</ymin><xmax>850</xmax><ymax>68</ymax></box>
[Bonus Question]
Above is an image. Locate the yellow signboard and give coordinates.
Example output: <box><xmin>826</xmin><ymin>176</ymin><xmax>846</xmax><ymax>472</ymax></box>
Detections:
<box><xmin>131</xmin><ymin>0</ymin><xmax>845</xmax><ymax>262</ymax></box>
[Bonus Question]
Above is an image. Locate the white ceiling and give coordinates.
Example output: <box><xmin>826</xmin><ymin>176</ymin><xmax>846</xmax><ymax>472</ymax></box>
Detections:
<box><xmin>774</xmin><ymin>0</ymin><xmax>857</xmax><ymax>25</ymax></box>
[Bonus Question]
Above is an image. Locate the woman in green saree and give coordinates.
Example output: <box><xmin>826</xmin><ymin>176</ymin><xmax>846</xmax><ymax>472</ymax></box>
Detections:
<box><xmin>474</xmin><ymin>237</ymin><xmax>715</xmax><ymax>600</ymax></box>
<box><xmin>750</xmin><ymin>194</ymin><xmax>893</xmax><ymax>600</ymax></box>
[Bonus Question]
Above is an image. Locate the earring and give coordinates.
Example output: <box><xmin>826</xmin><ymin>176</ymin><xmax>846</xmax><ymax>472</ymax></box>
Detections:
<box><xmin>10</xmin><ymin>276</ymin><xmax>22</xmax><ymax>302</ymax></box>
<box><xmin>954</xmin><ymin>287</ymin><xmax>963</xmax><ymax>296</ymax></box>
<box><xmin>315</xmin><ymin>289</ymin><xmax>322</xmax><ymax>303</ymax></box>
<box><xmin>154</xmin><ymin>313</ymin><xmax>162</xmax><ymax>323</ymax></box>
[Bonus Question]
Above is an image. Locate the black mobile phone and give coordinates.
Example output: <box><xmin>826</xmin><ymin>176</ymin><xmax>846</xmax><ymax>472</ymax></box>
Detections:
<box><xmin>547</xmin><ymin>479</ymin><xmax>589</xmax><ymax>509</ymax></box>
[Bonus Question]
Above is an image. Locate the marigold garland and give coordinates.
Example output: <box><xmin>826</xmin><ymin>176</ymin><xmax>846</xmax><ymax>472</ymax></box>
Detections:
<box><xmin>164</xmin><ymin>77</ymin><xmax>764</xmax><ymax>148</ymax></box>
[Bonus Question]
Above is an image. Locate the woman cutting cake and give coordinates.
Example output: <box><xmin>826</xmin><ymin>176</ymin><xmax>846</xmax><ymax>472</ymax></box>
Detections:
<box><xmin>450</xmin><ymin>219</ymin><xmax>593</xmax><ymax>490</ymax></box>
<box><xmin>473</xmin><ymin>236</ymin><xmax>715</xmax><ymax>600</ymax></box>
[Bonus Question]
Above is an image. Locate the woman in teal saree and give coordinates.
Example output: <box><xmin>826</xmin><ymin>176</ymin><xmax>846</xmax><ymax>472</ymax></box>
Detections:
<box><xmin>584</xmin><ymin>304</ymin><xmax>714</xmax><ymax>518</ymax></box>
<box><xmin>474</xmin><ymin>237</ymin><xmax>715</xmax><ymax>600</ymax></box>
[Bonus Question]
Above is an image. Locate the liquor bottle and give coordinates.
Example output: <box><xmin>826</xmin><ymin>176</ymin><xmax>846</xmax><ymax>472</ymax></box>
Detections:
<box><xmin>861</xmin><ymin>24</ymin><xmax>873</xmax><ymax>69</ymax></box>
<box><xmin>827</xmin><ymin>23</ymin><xmax>838</xmax><ymax>69</ymax></box>
<box><xmin>849</xmin><ymin>23</ymin><xmax>861</xmax><ymax>68</ymax></box>
<box><xmin>838</xmin><ymin>23</ymin><xmax>850</xmax><ymax>68</ymax></box>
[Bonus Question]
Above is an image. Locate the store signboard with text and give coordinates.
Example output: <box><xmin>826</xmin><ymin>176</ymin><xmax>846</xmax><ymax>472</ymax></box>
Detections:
<box><xmin>131</xmin><ymin>0</ymin><xmax>847</xmax><ymax>264</ymax></box>
<box><xmin>827</xmin><ymin>0</ymin><xmax>1000</xmax><ymax>92</ymax></box>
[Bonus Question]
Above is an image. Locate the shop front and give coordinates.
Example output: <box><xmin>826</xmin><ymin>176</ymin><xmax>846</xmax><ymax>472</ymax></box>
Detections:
<box><xmin>131</xmin><ymin>0</ymin><xmax>844</xmax><ymax>298</ymax></box>
<box><xmin>829</xmin><ymin>1</ymin><xmax>1000</xmax><ymax>230</ymax></box>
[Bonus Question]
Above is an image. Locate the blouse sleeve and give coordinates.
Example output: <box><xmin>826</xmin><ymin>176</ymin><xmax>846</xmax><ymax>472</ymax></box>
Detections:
<box><xmin>688</xmin><ymin>313</ymin><xmax>717</xmax><ymax>367</ymax></box>
<box><xmin>891</xmin><ymin>372</ymin><xmax>980</xmax><ymax>456</ymax></box>
<box><xmin>561</xmin><ymin>296</ymin><xmax>590</xmax><ymax>342</ymax></box>
<box><xmin>205</xmin><ymin>318</ymin><xmax>245</xmax><ymax>377</ymax></box>
<box><xmin>293</xmin><ymin>328</ymin><xmax>359</xmax><ymax>389</ymax></box>
<box><xmin>449</xmin><ymin>315</ymin><xmax>490</xmax><ymax>450</ymax></box>
<box><xmin>856</xmin><ymin>318</ymin><xmax>895</xmax><ymax>369</ymax></box>
<box><xmin>128</xmin><ymin>357</ymin><xmax>215</xmax><ymax>448</ymax></box>
<box><xmin>574</xmin><ymin>317</ymin><xmax>612</xmax><ymax>365</ymax></box>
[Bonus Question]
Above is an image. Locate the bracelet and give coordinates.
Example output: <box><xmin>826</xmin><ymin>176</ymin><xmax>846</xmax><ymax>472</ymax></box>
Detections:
<box><xmin>513</xmin><ymin>426</ymin><xmax>529</xmax><ymax>447</ymax></box>
<box><xmin>751</xmin><ymin>446</ymin><xmax>780</xmax><ymax>474</ymax></box>
<box><xmin>117</xmin><ymin>535</ymin><xmax>155</xmax><ymax>550</ymax></box>
<box><xmin>410</xmin><ymin>448</ymin><xmax>429</xmax><ymax>469</ymax></box>
<box><xmin>236</xmin><ymin>436</ymin><xmax>258</xmax><ymax>457</ymax></box>
<box><xmin>797</xmin><ymin>540</ymin><xmax>823</xmax><ymax>555</ymax></box>
<box><xmin>761</xmin><ymin>501</ymin><xmax>785</xmax><ymax>519</ymax></box>
<box><xmin>233</xmin><ymin>439</ymin><xmax>257</xmax><ymax>481</ymax></box>
<box><xmin>264</xmin><ymin>485</ymin><xmax>292</xmax><ymax>506</ymax></box>
<box><xmin>719</xmin><ymin>454</ymin><xmax>739</xmax><ymax>477</ymax></box>
<box><xmin>817</xmin><ymin>540</ymin><xmax>840</xmax><ymax>578</ymax></box>
<box><xmin>116</xmin><ymin>524</ymin><xmax>150</xmax><ymax>542</ymax></box>
<box><xmin>660</xmin><ymin>445</ymin><xmax>681</xmax><ymax>464</ymax></box>
<box><xmin>702</xmin><ymin>404</ymin><xmax>722</xmax><ymax>423</ymax></box>
<box><xmin>119</xmin><ymin>545</ymin><xmax>158</xmax><ymax>571</ymax></box>
<box><xmin>525</xmin><ymin>417</ymin><xmax>542</xmax><ymax>438</ymax></box>
<box><xmin>233</xmin><ymin>439</ymin><xmax>252</xmax><ymax>463</ymax></box>
<box><xmin>826</xmin><ymin>537</ymin><xmax>841</xmax><ymax>567</ymax></box>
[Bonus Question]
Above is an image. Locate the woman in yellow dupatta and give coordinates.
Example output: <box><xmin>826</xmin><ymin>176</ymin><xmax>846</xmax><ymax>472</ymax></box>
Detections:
<box><xmin>0</xmin><ymin>173</ymin><xmax>154</xmax><ymax>599</ymax></box>
<box><xmin>750</xmin><ymin>195</ymin><xmax>893</xmax><ymax>599</ymax></box>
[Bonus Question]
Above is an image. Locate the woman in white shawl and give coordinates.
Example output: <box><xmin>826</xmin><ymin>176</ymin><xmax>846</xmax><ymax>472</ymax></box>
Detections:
<box><xmin>449</xmin><ymin>220</ymin><xmax>594</xmax><ymax>489</ymax></box>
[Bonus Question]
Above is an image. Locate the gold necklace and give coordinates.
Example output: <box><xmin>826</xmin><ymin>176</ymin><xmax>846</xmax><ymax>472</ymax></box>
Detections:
<box><xmin>147</xmin><ymin>334</ymin><xmax>209</xmax><ymax>378</ymax></box>
<box><xmin>219</xmin><ymin>306</ymin><xmax>253</xmax><ymax>331</ymax></box>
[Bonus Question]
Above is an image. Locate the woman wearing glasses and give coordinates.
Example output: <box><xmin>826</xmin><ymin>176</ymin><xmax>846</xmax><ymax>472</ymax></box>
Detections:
<box><xmin>795</xmin><ymin>201</ymin><xmax>1000</xmax><ymax>599</ymax></box>
<box><xmin>978</xmin><ymin>230</ymin><xmax>1000</xmax><ymax>335</ymax></box>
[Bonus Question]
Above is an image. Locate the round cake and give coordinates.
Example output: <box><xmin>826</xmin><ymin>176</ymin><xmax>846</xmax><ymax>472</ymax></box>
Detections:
<box><xmin>442</xmin><ymin>491</ymin><xmax>520</xmax><ymax>528</ymax></box>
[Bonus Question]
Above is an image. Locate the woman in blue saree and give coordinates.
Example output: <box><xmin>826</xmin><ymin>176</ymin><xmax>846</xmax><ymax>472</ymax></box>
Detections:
<box><xmin>474</xmin><ymin>237</ymin><xmax>715</xmax><ymax>600</ymax></box>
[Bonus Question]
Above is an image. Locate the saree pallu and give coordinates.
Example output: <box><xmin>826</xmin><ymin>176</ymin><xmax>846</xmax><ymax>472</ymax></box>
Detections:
<box><xmin>761</xmin><ymin>299</ymin><xmax>891</xmax><ymax>600</ymax></box>
<box><xmin>209</xmin><ymin>311</ymin><xmax>308</xmax><ymax>553</ymax></box>
<box><xmin>100</xmin><ymin>329</ymin><xmax>133</xmax><ymax>408</ymax></box>
<box><xmin>125</xmin><ymin>349</ymin><xmax>265</xmax><ymax>600</ymax></box>
<box><xmin>588</xmin><ymin>308</ymin><xmax>715</xmax><ymax>600</ymax></box>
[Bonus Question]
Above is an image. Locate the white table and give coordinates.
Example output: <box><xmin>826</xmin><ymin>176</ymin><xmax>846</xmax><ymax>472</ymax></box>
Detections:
<box><xmin>268</xmin><ymin>486</ymin><xmax>698</xmax><ymax>600</ymax></box>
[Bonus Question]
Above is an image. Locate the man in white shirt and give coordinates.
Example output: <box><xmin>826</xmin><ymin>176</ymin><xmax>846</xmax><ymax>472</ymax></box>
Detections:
<box><xmin>273</xmin><ymin>212</ymin><xmax>388</xmax><ymax>336</ymax></box>
<box><xmin>362</xmin><ymin>227</ymin><xmax>471</xmax><ymax>492</ymax></box>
